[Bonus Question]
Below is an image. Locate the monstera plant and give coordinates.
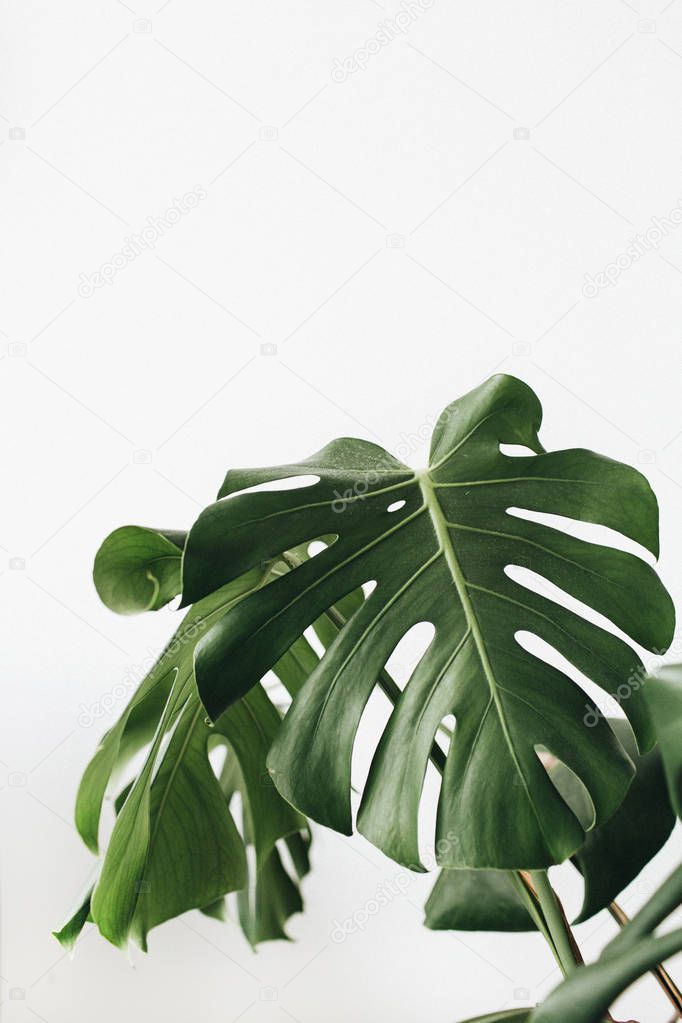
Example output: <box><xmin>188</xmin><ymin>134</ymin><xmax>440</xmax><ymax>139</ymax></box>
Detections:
<box><xmin>58</xmin><ymin>375</ymin><xmax>682</xmax><ymax>1022</ymax></box>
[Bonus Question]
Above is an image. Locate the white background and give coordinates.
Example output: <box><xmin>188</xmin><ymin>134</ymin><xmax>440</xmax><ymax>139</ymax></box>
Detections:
<box><xmin>1</xmin><ymin>1</ymin><xmax>682</xmax><ymax>1020</ymax></box>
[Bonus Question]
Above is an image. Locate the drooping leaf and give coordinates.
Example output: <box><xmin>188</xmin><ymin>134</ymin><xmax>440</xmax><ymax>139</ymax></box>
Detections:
<box><xmin>236</xmin><ymin>832</ymin><xmax>312</xmax><ymax>945</ymax></box>
<box><xmin>67</xmin><ymin>530</ymin><xmax>316</xmax><ymax>949</ymax></box>
<box><xmin>425</xmin><ymin>868</ymin><xmax>531</xmax><ymax>932</ymax></box>
<box><xmin>210</xmin><ymin>738</ymin><xmax>312</xmax><ymax>945</ymax></box>
<box><xmin>183</xmin><ymin>375</ymin><xmax>673</xmax><ymax>870</ymax></box>
<box><xmin>530</xmin><ymin>665</ymin><xmax>682</xmax><ymax>1023</ymax></box>
<box><xmin>75</xmin><ymin>564</ymin><xmax>268</xmax><ymax>854</ymax></box>
<box><xmin>67</xmin><ymin>533</ymin><xmax>353</xmax><ymax>950</ymax></box>
<box><xmin>93</xmin><ymin>525</ymin><xmax>186</xmax><ymax>614</ymax></box>
<box><xmin>200</xmin><ymin>898</ymin><xmax>228</xmax><ymax>921</ymax></box>
<box><xmin>53</xmin><ymin>871</ymin><xmax>97</xmax><ymax>951</ymax></box>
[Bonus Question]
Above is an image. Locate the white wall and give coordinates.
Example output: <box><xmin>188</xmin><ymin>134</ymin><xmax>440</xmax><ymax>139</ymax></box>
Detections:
<box><xmin>1</xmin><ymin>2</ymin><xmax>682</xmax><ymax>1020</ymax></box>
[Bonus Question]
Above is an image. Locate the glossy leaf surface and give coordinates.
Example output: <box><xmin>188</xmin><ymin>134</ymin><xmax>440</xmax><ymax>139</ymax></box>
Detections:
<box><xmin>183</xmin><ymin>376</ymin><xmax>673</xmax><ymax>869</ymax></box>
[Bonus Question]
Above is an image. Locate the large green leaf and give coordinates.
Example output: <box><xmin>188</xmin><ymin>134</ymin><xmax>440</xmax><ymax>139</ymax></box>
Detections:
<box><xmin>64</xmin><ymin>529</ymin><xmax>316</xmax><ymax>950</ymax></box>
<box><xmin>531</xmin><ymin>665</ymin><xmax>682</xmax><ymax>1023</ymax></box>
<box><xmin>182</xmin><ymin>375</ymin><xmax>673</xmax><ymax>870</ymax></box>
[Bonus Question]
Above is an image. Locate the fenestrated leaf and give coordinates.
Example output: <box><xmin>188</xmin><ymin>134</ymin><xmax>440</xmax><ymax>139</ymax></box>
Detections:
<box><xmin>425</xmin><ymin>868</ymin><xmax>531</xmax><ymax>932</ymax></box>
<box><xmin>94</xmin><ymin>526</ymin><xmax>186</xmax><ymax>614</ymax></box>
<box><xmin>69</xmin><ymin>542</ymin><xmax>335</xmax><ymax>950</ymax></box>
<box><xmin>530</xmin><ymin>664</ymin><xmax>682</xmax><ymax>1023</ymax></box>
<box><xmin>183</xmin><ymin>374</ymin><xmax>673</xmax><ymax>870</ymax></box>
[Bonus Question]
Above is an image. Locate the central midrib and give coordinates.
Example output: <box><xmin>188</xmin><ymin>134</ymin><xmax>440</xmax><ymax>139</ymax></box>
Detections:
<box><xmin>417</xmin><ymin>469</ymin><xmax>531</xmax><ymax>801</ymax></box>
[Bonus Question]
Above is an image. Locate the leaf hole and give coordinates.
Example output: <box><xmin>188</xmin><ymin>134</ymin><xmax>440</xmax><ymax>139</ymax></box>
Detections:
<box><xmin>308</xmin><ymin>538</ymin><xmax>335</xmax><ymax>558</ymax></box>
<box><xmin>499</xmin><ymin>443</ymin><xmax>538</xmax><ymax>457</ymax></box>
<box><xmin>436</xmin><ymin>714</ymin><xmax>455</xmax><ymax>756</ymax></box>
<box><xmin>507</xmin><ymin>506</ymin><xmax>654</xmax><ymax>565</ymax></box>
<box><xmin>385</xmin><ymin>622</ymin><xmax>436</xmax><ymax>691</ymax></box>
<box><xmin>224</xmin><ymin>474</ymin><xmax>320</xmax><ymax>499</ymax></box>
<box><xmin>514</xmin><ymin>630</ymin><xmax>630</xmax><ymax>725</ymax></box>
<box><xmin>506</xmin><ymin>565</ymin><xmax>635</xmax><ymax>650</ymax></box>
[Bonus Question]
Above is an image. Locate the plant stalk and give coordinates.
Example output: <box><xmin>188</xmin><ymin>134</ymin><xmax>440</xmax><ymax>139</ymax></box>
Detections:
<box><xmin>529</xmin><ymin>870</ymin><xmax>581</xmax><ymax>975</ymax></box>
<box><xmin>510</xmin><ymin>870</ymin><xmax>565</xmax><ymax>973</ymax></box>
<box><xmin>609</xmin><ymin>901</ymin><xmax>682</xmax><ymax>1018</ymax></box>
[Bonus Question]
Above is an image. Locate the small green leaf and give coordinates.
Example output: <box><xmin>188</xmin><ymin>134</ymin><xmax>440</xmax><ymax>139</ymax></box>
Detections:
<box><xmin>94</xmin><ymin>526</ymin><xmax>186</xmax><ymax>615</ymax></box>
